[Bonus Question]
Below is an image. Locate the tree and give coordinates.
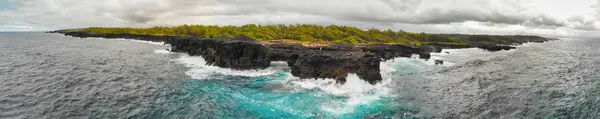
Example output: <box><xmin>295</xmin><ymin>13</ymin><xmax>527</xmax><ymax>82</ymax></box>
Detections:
<box><xmin>72</xmin><ymin>24</ymin><xmax>538</xmax><ymax>46</ymax></box>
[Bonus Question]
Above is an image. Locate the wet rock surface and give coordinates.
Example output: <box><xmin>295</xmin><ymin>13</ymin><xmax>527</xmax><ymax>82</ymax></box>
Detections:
<box><xmin>435</xmin><ymin>60</ymin><xmax>444</xmax><ymax>65</ymax></box>
<box><xmin>289</xmin><ymin>50</ymin><xmax>382</xmax><ymax>84</ymax></box>
<box><xmin>57</xmin><ymin>32</ymin><xmax>434</xmax><ymax>84</ymax></box>
<box><xmin>478</xmin><ymin>45</ymin><xmax>517</xmax><ymax>51</ymax></box>
<box><xmin>55</xmin><ymin>31</ymin><xmax>551</xmax><ymax>84</ymax></box>
<box><xmin>167</xmin><ymin>37</ymin><xmax>271</xmax><ymax>70</ymax></box>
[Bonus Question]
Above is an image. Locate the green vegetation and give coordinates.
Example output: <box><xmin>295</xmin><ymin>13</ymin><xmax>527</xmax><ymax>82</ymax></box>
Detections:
<box><xmin>58</xmin><ymin>24</ymin><xmax>550</xmax><ymax>46</ymax></box>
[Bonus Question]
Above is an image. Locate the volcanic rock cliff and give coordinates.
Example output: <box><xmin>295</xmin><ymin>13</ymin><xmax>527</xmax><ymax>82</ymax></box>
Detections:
<box><xmin>52</xmin><ymin>31</ymin><xmax>551</xmax><ymax>84</ymax></box>
<box><xmin>167</xmin><ymin>37</ymin><xmax>271</xmax><ymax>70</ymax></box>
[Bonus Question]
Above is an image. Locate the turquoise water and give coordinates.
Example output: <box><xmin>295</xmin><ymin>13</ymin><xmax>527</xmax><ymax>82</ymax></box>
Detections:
<box><xmin>4</xmin><ymin>33</ymin><xmax>600</xmax><ymax>118</ymax></box>
<box><xmin>164</xmin><ymin>56</ymin><xmax>440</xmax><ymax>118</ymax></box>
<box><xmin>166</xmin><ymin>55</ymin><xmax>436</xmax><ymax>118</ymax></box>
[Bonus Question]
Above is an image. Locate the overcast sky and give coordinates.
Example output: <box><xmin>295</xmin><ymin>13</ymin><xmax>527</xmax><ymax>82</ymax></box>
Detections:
<box><xmin>1</xmin><ymin>0</ymin><xmax>599</xmax><ymax>38</ymax></box>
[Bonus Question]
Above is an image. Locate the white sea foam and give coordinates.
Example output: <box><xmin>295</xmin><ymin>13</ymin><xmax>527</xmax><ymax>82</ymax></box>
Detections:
<box><xmin>97</xmin><ymin>37</ymin><xmax>165</xmax><ymax>45</ymax></box>
<box><xmin>174</xmin><ymin>53</ymin><xmax>397</xmax><ymax>115</ymax></box>
<box><xmin>289</xmin><ymin>73</ymin><xmax>391</xmax><ymax>114</ymax></box>
<box><xmin>432</xmin><ymin>48</ymin><xmax>515</xmax><ymax>64</ymax></box>
<box><xmin>392</xmin><ymin>54</ymin><xmax>456</xmax><ymax>67</ymax></box>
<box><xmin>286</xmin><ymin>57</ymin><xmax>407</xmax><ymax>115</ymax></box>
<box><xmin>519</xmin><ymin>43</ymin><xmax>531</xmax><ymax>47</ymax></box>
<box><xmin>172</xmin><ymin>53</ymin><xmax>431</xmax><ymax>115</ymax></box>
<box><xmin>153</xmin><ymin>49</ymin><xmax>171</xmax><ymax>54</ymax></box>
<box><xmin>130</xmin><ymin>39</ymin><xmax>165</xmax><ymax>45</ymax></box>
<box><xmin>170</xmin><ymin>46</ymin><xmax>512</xmax><ymax>115</ymax></box>
<box><xmin>174</xmin><ymin>55</ymin><xmax>287</xmax><ymax>79</ymax></box>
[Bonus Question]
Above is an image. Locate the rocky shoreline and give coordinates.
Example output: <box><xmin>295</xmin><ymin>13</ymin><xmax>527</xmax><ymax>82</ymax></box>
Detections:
<box><xmin>50</xmin><ymin>31</ymin><xmax>554</xmax><ymax>84</ymax></box>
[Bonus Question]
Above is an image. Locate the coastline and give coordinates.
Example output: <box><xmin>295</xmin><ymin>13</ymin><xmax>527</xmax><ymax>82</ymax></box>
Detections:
<box><xmin>49</xmin><ymin>30</ymin><xmax>556</xmax><ymax>84</ymax></box>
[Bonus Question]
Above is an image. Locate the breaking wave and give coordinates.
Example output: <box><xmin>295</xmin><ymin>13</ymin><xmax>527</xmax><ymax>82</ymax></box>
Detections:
<box><xmin>157</xmin><ymin>51</ymin><xmax>404</xmax><ymax>118</ymax></box>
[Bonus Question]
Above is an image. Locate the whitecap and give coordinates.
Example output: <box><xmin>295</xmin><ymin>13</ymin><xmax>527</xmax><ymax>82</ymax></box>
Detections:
<box><xmin>174</xmin><ymin>55</ymin><xmax>287</xmax><ymax>79</ymax></box>
<box><xmin>285</xmin><ymin>58</ymin><xmax>401</xmax><ymax>115</ymax></box>
<box><xmin>95</xmin><ymin>37</ymin><xmax>166</xmax><ymax>45</ymax></box>
<box><xmin>130</xmin><ymin>39</ymin><xmax>165</xmax><ymax>45</ymax></box>
<box><xmin>288</xmin><ymin>73</ymin><xmax>391</xmax><ymax>115</ymax></box>
<box><xmin>428</xmin><ymin>48</ymin><xmax>517</xmax><ymax>66</ymax></box>
<box><xmin>172</xmin><ymin>52</ymin><xmax>408</xmax><ymax>116</ymax></box>
<box><xmin>153</xmin><ymin>49</ymin><xmax>171</xmax><ymax>54</ymax></box>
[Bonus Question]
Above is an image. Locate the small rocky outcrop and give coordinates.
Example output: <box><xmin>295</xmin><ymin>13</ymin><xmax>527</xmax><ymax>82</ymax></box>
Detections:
<box><xmin>360</xmin><ymin>44</ymin><xmax>419</xmax><ymax>60</ymax></box>
<box><xmin>289</xmin><ymin>50</ymin><xmax>382</xmax><ymax>84</ymax></box>
<box><xmin>265</xmin><ymin>44</ymin><xmax>385</xmax><ymax>84</ymax></box>
<box><xmin>419</xmin><ymin>54</ymin><xmax>431</xmax><ymax>59</ymax></box>
<box><xmin>477</xmin><ymin>45</ymin><xmax>516</xmax><ymax>51</ymax></box>
<box><xmin>435</xmin><ymin>60</ymin><xmax>444</xmax><ymax>65</ymax></box>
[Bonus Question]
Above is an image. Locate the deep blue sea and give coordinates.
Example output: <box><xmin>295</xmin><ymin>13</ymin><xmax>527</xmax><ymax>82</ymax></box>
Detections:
<box><xmin>1</xmin><ymin>32</ymin><xmax>599</xmax><ymax>118</ymax></box>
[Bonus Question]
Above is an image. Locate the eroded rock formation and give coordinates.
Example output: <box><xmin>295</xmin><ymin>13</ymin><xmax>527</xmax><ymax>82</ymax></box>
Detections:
<box><xmin>167</xmin><ymin>37</ymin><xmax>271</xmax><ymax>70</ymax></box>
<box><xmin>54</xmin><ymin>31</ymin><xmax>552</xmax><ymax>84</ymax></box>
<box><xmin>478</xmin><ymin>45</ymin><xmax>517</xmax><ymax>51</ymax></box>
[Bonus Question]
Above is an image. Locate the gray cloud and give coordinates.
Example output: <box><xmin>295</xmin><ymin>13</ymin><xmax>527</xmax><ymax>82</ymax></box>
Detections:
<box><xmin>16</xmin><ymin>0</ymin><xmax>566</xmax><ymax>27</ymax></box>
<box><xmin>249</xmin><ymin>0</ymin><xmax>567</xmax><ymax>27</ymax></box>
<box><xmin>0</xmin><ymin>0</ymin><xmax>598</xmax><ymax>37</ymax></box>
<box><xmin>567</xmin><ymin>16</ymin><xmax>597</xmax><ymax>30</ymax></box>
<box><xmin>597</xmin><ymin>0</ymin><xmax>600</xmax><ymax>20</ymax></box>
<box><xmin>416</xmin><ymin>9</ymin><xmax>565</xmax><ymax>27</ymax></box>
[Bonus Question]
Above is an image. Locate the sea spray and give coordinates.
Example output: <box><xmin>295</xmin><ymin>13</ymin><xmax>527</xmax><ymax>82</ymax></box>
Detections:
<box><xmin>153</xmin><ymin>49</ymin><xmax>171</xmax><ymax>54</ymax></box>
<box><xmin>174</xmin><ymin>55</ymin><xmax>286</xmax><ymax>78</ymax></box>
<box><xmin>93</xmin><ymin>37</ymin><xmax>167</xmax><ymax>45</ymax></box>
<box><xmin>160</xmin><ymin>51</ymin><xmax>404</xmax><ymax>118</ymax></box>
<box><xmin>129</xmin><ymin>40</ymin><xmax>165</xmax><ymax>45</ymax></box>
<box><xmin>155</xmin><ymin>48</ymin><xmax>492</xmax><ymax>118</ymax></box>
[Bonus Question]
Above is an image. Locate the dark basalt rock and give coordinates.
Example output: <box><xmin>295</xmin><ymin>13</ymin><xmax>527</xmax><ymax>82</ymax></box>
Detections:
<box><xmin>59</xmin><ymin>31</ymin><xmax>272</xmax><ymax>70</ymax></box>
<box><xmin>415</xmin><ymin>45</ymin><xmax>442</xmax><ymax>59</ymax></box>
<box><xmin>167</xmin><ymin>37</ymin><xmax>271</xmax><ymax>70</ymax></box>
<box><xmin>477</xmin><ymin>45</ymin><xmax>516</xmax><ymax>51</ymax></box>
<box><xmin>419</xmin><ymin>45</ymin><xmax>443</xmax><ymax>53</ymax></box>
<box><xmin>435</xmin><ymin>60</ymin><xmax>444</xmax><ymax>65</ymax></box>
<box><xmin>54</xmin><ymin>31</ymin><xmax>552</xmax><ymax>85</ymax></box>
<box><xmin>60</xmin><ymin>31</ymin><xmax>173</xmax><ymax>42</ymax></box>
<box><xmin>289</xmin><ymin>50</ymin><xmax>382</xmax><ymax>84</ymax></box>
<box><xmin>55</xmin><ymin>31</ymin><xmax>439</xmax><ymax>84</ymax></box>
<box><xmin>360</xmin><ymin>44</ymin><xmax>419</xmax><ymax>60</ymax></box>
<box><xmin>265</xmin><ymin>44</ymin><xmax>385</xmax><ymax>84</ymax></box>
<box><xmin>419</xmin><ymin>54</ymin><xmax>431</xmax><ymax>59</ymax></box>
<box><xmin>265</xmin><ymin>44</ymin><xmax>308</xmax><ymax>61</ymax></box>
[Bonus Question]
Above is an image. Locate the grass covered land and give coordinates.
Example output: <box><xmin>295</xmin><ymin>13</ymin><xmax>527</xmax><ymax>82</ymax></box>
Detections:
<box><xmin>57</xmin><ymin>24</ymin><xmax>551</xmax><ymax>47</ymax></box>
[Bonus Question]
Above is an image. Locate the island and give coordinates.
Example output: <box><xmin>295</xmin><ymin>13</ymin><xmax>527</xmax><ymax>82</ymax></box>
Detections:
<box><xmin>49</xmin><ymin>24</ymin><xmax>556</xmax><ymax>84</ymax></box>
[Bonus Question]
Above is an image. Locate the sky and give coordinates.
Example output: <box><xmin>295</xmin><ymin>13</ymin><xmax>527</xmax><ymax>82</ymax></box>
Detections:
<box><xmin>0</xmin><ymin>0</ymin><xmax>599</xmax><ymax>38</ymax></box>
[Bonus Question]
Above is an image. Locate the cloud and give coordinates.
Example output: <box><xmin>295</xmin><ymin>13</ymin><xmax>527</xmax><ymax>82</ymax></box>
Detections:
<box><xmin>567</xmin><ymin>16</ymin><xmax>597</xmax><ymax>30</ymax></box>
<box><xmin>0</xmin><ymin>0</ymin><xmax>598</xmax><ymax>37</ymax></box>
<box><xmin>597</xmin><ymin>0</ymin><xmax>600</xmax><ymax>20</ymax></box>
<box><xmin>260</xmin><ymin>0</ymin><xmax>566</xmax><ymax>27</ymax></box>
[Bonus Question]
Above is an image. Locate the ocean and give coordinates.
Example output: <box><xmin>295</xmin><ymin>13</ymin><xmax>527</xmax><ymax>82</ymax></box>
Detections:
<box><xmin>1</xmin><ymin>32</ymin><xmax>598</xmax><ymax>118</ymax></box>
